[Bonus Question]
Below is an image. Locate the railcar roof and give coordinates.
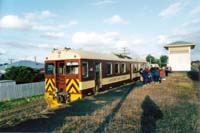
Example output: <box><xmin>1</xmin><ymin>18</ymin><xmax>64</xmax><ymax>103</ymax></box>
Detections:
<box><xmin>45</xmin><ymin>48</ymin><xmax>146</xmax><ymax>63</ymax></box>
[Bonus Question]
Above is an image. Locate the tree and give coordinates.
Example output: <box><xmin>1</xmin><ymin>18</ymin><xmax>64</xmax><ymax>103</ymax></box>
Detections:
<box><xmin>160</xmin><ymin>55</ymin><xmax>168</xmax><ymax>67</ymax></box>
<box><xmin>146</xmin><ymin>54</ymin><xmax>168</xmax><ymax>67</ymax></box>
<box><xmin>146</xmin><ymin>54</ymin><xmax>156</xmax><ymax>64</ymax></box>
<box><xmin>5</xmin><ymin>66</ymin><xmax>44</xmax><ymax>84</ymax></box>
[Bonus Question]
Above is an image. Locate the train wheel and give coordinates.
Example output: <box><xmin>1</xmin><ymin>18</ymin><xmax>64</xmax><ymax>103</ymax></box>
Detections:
<box><xmin>93</xmin><ymin>86</ymin><xmax>99</xmax><ymax>94</ymax></box>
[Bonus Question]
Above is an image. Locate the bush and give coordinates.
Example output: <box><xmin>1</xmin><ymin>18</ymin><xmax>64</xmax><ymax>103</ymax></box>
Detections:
<box><xmin>5</xmin><ymin>66</ymin><xmax>44</xmax><ymax>84</ymax></box>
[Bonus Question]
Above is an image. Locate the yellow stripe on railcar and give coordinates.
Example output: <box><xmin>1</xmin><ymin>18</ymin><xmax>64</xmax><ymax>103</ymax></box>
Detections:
<box><xmin>45</xmin><ymin>78</ymin><xmax>61</xmax><ymax>108</ymax></box>
<box><xmin>66</xmin><ymin>79</ymin><xmax>82</xmax><ymax>102</ymax></box>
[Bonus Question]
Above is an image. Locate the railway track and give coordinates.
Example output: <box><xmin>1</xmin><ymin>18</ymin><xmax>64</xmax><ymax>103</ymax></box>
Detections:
<box><xmin>0</xmin><ymin>82</ymin><xmax>139</xmax><ymax>132</ymax></box>
<box><xmin>56</xmin><ymin>82</ymin><xmax>139</xmax><ymax>132</ymax></box>
<box><xmin>0</xmin><ymin>99</ymin><xmax>47</xmax><ymax>128</ymax></box>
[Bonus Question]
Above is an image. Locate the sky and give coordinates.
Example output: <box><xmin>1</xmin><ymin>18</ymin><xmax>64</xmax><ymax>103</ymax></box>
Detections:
<box><xmin>0</xmin><ymin>0</ymin><xmax>199</xmax><ymax>63</ymax></box>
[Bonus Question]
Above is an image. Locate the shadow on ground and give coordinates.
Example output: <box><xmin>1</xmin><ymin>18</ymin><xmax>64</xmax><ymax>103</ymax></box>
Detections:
<box><xmin>0</xmin><ymin>82</ymin><xmax>142</xmax><ymax>132</ymax></box>
<box><xmin>141</xmin><ymin>95</ymin><xmax>163</xmax><ymax>133</ymax></box>
<box><xmin>187</xmin><ymin>71</ymin><xmax>200</xmax><ymax>81</ymax></box>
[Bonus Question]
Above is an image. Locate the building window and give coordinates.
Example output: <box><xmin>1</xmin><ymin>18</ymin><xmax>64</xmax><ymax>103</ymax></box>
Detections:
<box><xmin>82</xmin><ymin>62</ymin><xmax>88</xmax><ymax>78</ymax></box>
<box><xmin>121</xmin><ymin>63</ymin><xmax>126</xmax><ymax>73</ymax></box>
<box><xmin>106</xmin><ymin>63</ymin><xmax>112</xmax><ymax>75</ymax></box>
<box><xmin>115</xmin><ymin>64</ymin><xmax>119</xmax><ymax>74</ymax></box>
<box><xmin>66</xmin><ymin>62</ymin><xmax>79</xmax><ymax>74</ymax></box>
<box><xmin>45</xmin><ymin>63</ymin><xmax>54</xmax><ymax>75</ymax></box>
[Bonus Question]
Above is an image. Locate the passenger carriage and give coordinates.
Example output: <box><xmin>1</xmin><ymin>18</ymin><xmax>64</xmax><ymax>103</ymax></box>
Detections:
<box><xmin>45</xmin><ymin>48</ymin><xmax>146</xmax><ymax>107</ymax></box>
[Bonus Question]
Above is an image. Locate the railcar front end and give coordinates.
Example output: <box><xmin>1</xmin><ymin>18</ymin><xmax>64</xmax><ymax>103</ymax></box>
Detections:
<box><xmin>45</xmin><ymin>59</ymin><xmax>83</xmax><ymax>108</ymax></box>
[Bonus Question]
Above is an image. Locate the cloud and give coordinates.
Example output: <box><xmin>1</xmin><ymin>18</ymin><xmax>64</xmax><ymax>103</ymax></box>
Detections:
<box><xmin>37</xmin><ymin>43</ymin><xmax>61</xmax><ymax>49</ymax></box>
<box><xmin>92</xmin><ymin>0</ymin><xmax>117</xmax><ymax>6</ymax></box>
<box><xmin>0</xmin><ymin>15</ymin><xmax>29</xmax><ymax>29</ymax></box>
<box><xmin>157</xmin><ymin>35</ymin><xmax>171</xmax><ymax>45</ymax></box>
<box><xmin>0</xmin><ymin>48</ymin><xmax>6</xmax><ymax>55</ymax></box>
<box><xmin>190</xmin><ymin>6</ymin><xmax>200</xmax><ymax>15</ymax></box>
<box><xmin>72</xmin><ymin>31</ymin><xmax>120</xmax><ymax>46</ymax></box>
<box><xmin>67</xmin><ymin>20</ymin><xmax>78</xmax><ymax>27</ymax></box>
<box><xmin>0</xmin><ymin>10</ymin><xmax>78</xmax><ymax>32</ymax></box>
<box><xmin>41</xmin><ymin>32</ymin><xmax>65</xmax><ymax>38</ymax></box>
<box><xmin>0</xmin><ymin>10</ymin><xmax>56</xmax><ymax>30</ymax></box>
<box><xmin>159</xmin><ymin>2</ymin><xmax>182</xmax><ymax>18</ymax></box>
<box><xmin>31</xmin><ymin>24</ymin><xmax>57</xmax><ymax>31</ymax></box>
<box><xmin>24</xmin><ymin>10</ymin><xmax>55</xmax><ymax>20</ymax></box>
<box><xmin>104</xmin><ymin>15</ymin><xmax>128</xmax><ymax>24</ymax></box>
<box><xmin>0</xmin><ymin>40</ymin><xmax>39</xmax><ymax>49</ymax></box>
<box><xmin>71</xmin><ymin>31</ymin><xmax>168</xmax><ymax>59</ymax></box>
<box><xmin>41</xmin><ymin>10</ymin><xmax>55</xmax><ymax>17</ymax></box>
<box><xmin>182</xmin><ymin>19</ymin><xmax>200</xmax><ymax>28</ymax></box>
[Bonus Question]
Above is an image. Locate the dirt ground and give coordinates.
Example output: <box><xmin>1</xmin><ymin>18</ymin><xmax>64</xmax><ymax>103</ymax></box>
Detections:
<box><xmin>0</xmin><ymin>72</ymin><xmax>199</xmax><ymax>132</ymax></box>
<box><xmin>195</xmin><ymin>80</ymin><xmax>200</xmax><ymax>131</ymax></box>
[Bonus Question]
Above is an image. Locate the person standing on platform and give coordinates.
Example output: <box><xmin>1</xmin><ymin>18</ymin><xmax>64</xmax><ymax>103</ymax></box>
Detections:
<box><xmin>154</xmin><ymin>67</ymin><xmax>160</xmax><ymax>83</ymax></box>
<box><xmin>159</xmin><ymin>68</ymin><xmax>164</xmax><ymax>83</ymax></box>
<box><xmin>143</xmin><ymin>68</ymin><xmax>149</xmax><ymax>85</ymax></box>
<box><xmin>162</xmin><ymin>67</ymin><xmax>166</xmax><ymax>80</ymax></box>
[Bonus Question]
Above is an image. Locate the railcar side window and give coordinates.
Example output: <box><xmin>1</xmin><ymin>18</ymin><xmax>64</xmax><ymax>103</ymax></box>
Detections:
<box><xmin>134</xmin><ymin>64</ymin><xmax>137</xmax><ymax>72</ymax></box>
<box><xmin>45</xmin><ymin>63</ymin><xmax>54</xmax><ymax>75</ymax></box>
<box><xmin>115</xmin><ymin>64</ymin><xmax>119</xmax><ymax>74</ymax></box>
<box><xmin>121</xmin><ymin>64</ymin><xmax>126</xmax><ymax>73</ymax></box>
<box><xmin>82</xmin><ymin>62</ymin><xmax>88</xmax><ymax>78</ymax></box>
<box><xmin>138</xmin><ymin>64</ymin><xmax>141</xmax><ymax>70</ymax></box>
<box><xmin>66</xmin><ymin>62</ymin><xmax>79</xmax><ymax>74</ymax></box>
<box><xmin>106</xmin><ymin>63</ymin><xmax>112</xmax><ymax>75</ymax></box>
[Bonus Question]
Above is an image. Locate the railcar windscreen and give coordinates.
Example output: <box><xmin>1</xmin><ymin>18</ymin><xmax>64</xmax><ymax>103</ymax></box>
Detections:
<box><xmin>66</xmin><ymin>62</ymin><xmax>79</xmax><ymax>74</ymax></box>
<box><xmin>58</xmin><ymin>63</ymin><xmax>64</xmax><ymax>74</ymax></box>
<box><xmin>45</xmin><ymin>63</ymin><xmax>54</xmax><ymax>75</ymax></box>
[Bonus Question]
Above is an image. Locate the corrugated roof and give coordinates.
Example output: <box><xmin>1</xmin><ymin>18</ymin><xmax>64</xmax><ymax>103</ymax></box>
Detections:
<box><xmin>164</xmin><ymin>41</ymin><xmax>195</xmax><ymax>49</ymax></box>
<box><xmin>46</xmin><ymin>48</ymin><xmax>146</xmax><ymax>62</ymax></box>
<box><xmin>168</xmin><ymin>41</ymin><xmax>192</xmax><ymax>45</ymax></box>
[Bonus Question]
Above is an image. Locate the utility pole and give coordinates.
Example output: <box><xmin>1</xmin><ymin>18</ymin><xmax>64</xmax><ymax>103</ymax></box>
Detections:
<box><xmin>8</xmin><ymin>58</ymin><xmax>14</xmax><ymax>64</ymax></box>
<box><xmin>34</xmin><ymin>56</ymin><xmax>37</xmax><ymax>65</ymax></box>
<box><xmin>150</xmin><ymin>58</ymin><xmax>151</xmax><ymax>65</ymax></box>
<box><xmin>121</xmin><ymin>47</ymin><xmax>130</xmax><ymax>56</ymax></box>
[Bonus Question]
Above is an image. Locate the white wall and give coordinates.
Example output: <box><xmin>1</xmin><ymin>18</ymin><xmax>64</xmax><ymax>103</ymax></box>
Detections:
<box><xmin>168</xmin><ymin>47</ymin><xmax>191</xmax><ymax>71</ymax></box>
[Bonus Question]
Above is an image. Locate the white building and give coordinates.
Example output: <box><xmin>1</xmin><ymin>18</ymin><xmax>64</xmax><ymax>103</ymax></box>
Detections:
<box><xmin>164</xmin><ymin>41</ymin><xmax>195</xmax><ymax>71</ymax></box>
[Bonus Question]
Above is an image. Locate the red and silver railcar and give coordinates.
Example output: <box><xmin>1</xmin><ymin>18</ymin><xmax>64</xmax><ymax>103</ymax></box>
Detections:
<box><xmin>44</xmin><ymin>48</ymin><xmax>146</xmax><ymax>107</ymax></box>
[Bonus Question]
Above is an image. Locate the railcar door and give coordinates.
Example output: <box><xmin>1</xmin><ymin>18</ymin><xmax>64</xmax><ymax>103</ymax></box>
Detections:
<box><xmin>94</xmin><ymin>62</ymin><xmax>102</xmax><ymax>92</ymax></box>
<box><xmin>56</xmin><ymin>61</ymin><xmax>65</xmax><ymax>91</ymax></box>
<box><xmin>130</xmin><ymin>64</ymin><xmax>133</xmax><ymax>80</ymax></box>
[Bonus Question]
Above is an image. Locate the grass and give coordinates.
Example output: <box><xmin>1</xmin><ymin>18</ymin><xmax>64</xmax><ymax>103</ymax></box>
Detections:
<box><xmin>105</xmin><ymin>72</ymin><xmax>199</xmax><ymax>132</ymax></box>
<box><xmin>0</xmin><ymin>94</ymin><xmax>44</xmax><ymax>112</ymax></box>
<box><xmin>57</xmin><ymin>72</ymin><xmax>198</xmax><ymax>132</ymax></box>
<box><xmin>0</xmin><ymin>72</ymin><xmax>199</xmax><ymax>132</ymax></box>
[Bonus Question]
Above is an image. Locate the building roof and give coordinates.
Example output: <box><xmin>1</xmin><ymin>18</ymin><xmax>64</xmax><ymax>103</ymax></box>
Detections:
<box><xmin>164</xmin><ymin>41</ymin><xmax>196</xmax><ymax>49</ymax></box>
<box><xmin>45</xmin><ymin>48</ymin><xmax>146</xmax><ymax>63</ymax></box>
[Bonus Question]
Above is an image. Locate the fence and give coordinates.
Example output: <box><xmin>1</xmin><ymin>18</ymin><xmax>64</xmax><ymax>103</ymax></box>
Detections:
<box><xmin>0</xmin><ymin>81</ymin><xmax>45</xmax><ymax>101</ymax></box>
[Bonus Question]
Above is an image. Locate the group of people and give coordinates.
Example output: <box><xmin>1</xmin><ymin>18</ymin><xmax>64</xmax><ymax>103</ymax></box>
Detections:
<box><xmin>139</xmin><ymin>65</ymin><xmax>169</xmax><ymax>85</ymax></box>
